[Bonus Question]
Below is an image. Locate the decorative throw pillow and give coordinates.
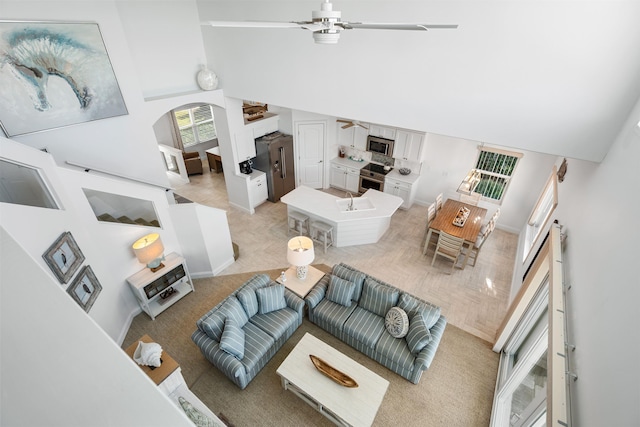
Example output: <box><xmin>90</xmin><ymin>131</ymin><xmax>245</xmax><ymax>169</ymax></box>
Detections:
<box><xmin>237</xmin><ymin>274</ymin><xmax>271</xmax><ymax>317</ymax></box>
<box><xmin>237</xmin><ymin>288</ymin><xmax>259</xmax><ymax>318</ymax></box>
<box><xmin>256</xmin><ymin>284</ymin><xmax>287</xmax><ymax>314</ymax></box>
<box><xmin>385</xmin><ymin>307</ymin><xmax>409</xmax><ymax>338</ymax></box>
<box><xmin>398</xmin><ymin>293</ymin><xmax>441</xmax><ymax>330</ymax></box>
<box><xmin>406</xmin><ymin>313</ymin><xmax>432</xmax><ymax>355</ymax></box>
<box><xmin>223</xmin><ymin>297</ymin><xmax>250</xmax><ymax>328</ymax></box>
<box><xmin>326</xmin><ymin>275</ymin><xmax>355</xmax><ymax>307</ymax></box>
<box><xmin>219</xmin><ymin>318</ymin><xmax>245</xmax><ymax>360</ymax></box>
<box><xmin>358</xmin><ymin>278</ymin><xmax>399</xmax><ymax>317</ymax></box>
<box><xmin>332</xmin><ymin>264</ymin><xmax>366</xmax><ymax>301</ymax></box>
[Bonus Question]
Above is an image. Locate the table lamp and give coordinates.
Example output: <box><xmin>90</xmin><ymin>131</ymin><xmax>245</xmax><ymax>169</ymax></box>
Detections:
<box><xmin>132</xmin><ymin>233</ymin><xmax>165</xmax><ymax>272</ymax></box>
<box><xmin>287</xmin><ymin>236</ymin><xmax>315</xmax><ymax>280</ymax></box>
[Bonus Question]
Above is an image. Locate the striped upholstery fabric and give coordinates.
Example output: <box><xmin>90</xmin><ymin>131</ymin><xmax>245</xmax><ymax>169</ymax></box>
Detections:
<box><xmin>398</xmin><ymin>293</ymin><xmax>441</xmax><ymax>329</ymax></box>
<box><xmin>304</xmin><ymin>265</ymin><xmax>447</xmax><ymax>385</ymax></box>
<box><xmin>256</xmin><ymin>284</ymin><xmax>287</xmax><ymax>314</ymax></box>
<box><xmin>312</xmin><ymin>298</ymin><xmax>357</xmax><ymax>333</ymax></box>
<box><xmin>250</xmin><ymin>307</ymin><xmax>299</xmax><ymax>339</ymax></box>
<box><xmin>192</xmin><ymin>276</ymin><xmax>305</xmax><ymax>389</ymax></box>
<box><xmin>200</xmin><ymin>297</ymin><xmax>249</xmax><ymax>341</ymax></box>
<box><xmin>219</xmin><ymin>318</ymin><xmax>245</xmax><ymax>359</ymax></box>
<box><xmin>375</xmin><ymin>330</ymin><xmax>416</xmax><ymax>368</ymax></box>
<box><xmin>237</xmin><ymin>274</ymin><xmax>271</xmax><ymax>317</ymax></box>
<box><xmin>326</xmin><ymin>275</ymin><xmax>355</xmax><ymax>307</ymax></box>
<box><xmin>240</xmin><ymin>322</ymin><xmax>275</xmax><ymax>378</ymax></box>
<box><xmin>358</xmin><ymin>277</ymin><xmax>399</xmax><ymax>317</ymax></box>
<box><xmin>406</xmin><ymin>313</ymin><xmax>433</xmax><ymax>355</ymax></box>
<box><xmin>343</xmin><ymin>307</ymin><xmax>385</xmax><ymax>348</ymax></box>
<box><xmin>332</xmin><ymin>263</ymin><xmax>366</xmax><ymax>302</ymax></box>
<box><xmin>305</xmin><ymin>274</ymin><xmax>329</xmax><ymax>311</ymax></box>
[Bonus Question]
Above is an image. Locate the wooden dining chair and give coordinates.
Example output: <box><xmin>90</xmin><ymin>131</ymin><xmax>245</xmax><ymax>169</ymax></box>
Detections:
<box><xmin>435</xmin><ymin>193</ymin><xmax>443</xmax><ymax>213</ymax></box>
<box><xmin>423</xmin><ymin>202</ymin><xmax>439</xmax><ymax>253</ymax></box>
<box><xmin>431</xmin><ymin>231</ymin><xmax>465</xmax><ymax>274</ymax></box>
<box><xmin>480</xmin><ymin>208</ymin><xmax>500</xmax><ymax>234</ymax></box>
<box><xmin>459</xmin><ymin>192</ymin><xmax>481</xmax><ymax>206</ymax></box>
<box><xmin>464</xmin><ymin>220</ymin><xmax>494</xmax><ymax>267</ymax></box>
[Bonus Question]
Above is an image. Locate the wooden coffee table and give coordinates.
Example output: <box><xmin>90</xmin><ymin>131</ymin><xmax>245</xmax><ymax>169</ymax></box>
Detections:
<box><xmin>276</xmin><ymin>333</ymin><xmax>389</xmax><ymax>427</ymax></box>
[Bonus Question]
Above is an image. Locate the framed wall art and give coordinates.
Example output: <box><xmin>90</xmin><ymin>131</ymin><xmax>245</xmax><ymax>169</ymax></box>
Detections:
<box><xmin>42</xmin><ymin>231</ymin><xmax>85</xmax><ymax>284</ymax></box>
<box><xmin>67</xmin><ymin>265</ymin><xmax>102</xmax><ymax>313</ymax></box>
<box><xmin>0</xmin><ymin>21</ymin><xmax>128</xmax><ymax>137</ymax></box>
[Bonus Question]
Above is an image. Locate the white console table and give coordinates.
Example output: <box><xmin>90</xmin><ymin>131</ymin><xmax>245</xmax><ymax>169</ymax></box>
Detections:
<box><xmin>126</xmin><ymin>252</ymin><xmax>194</xmax><ymax>320</ymax></box>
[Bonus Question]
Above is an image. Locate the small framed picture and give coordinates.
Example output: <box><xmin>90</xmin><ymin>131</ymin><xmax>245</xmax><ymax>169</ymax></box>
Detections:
<box><xmin>43</xmin><ymin>231</ymin><xmax>85</xmax><ymax>284</ymax></box>
<box><xmin>67</xmin><ymin>265</ymin><xmax>102</xmax><ymax>313</ymax></box>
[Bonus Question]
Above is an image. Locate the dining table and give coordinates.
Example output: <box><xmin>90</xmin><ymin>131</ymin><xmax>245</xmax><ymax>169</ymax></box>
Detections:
<box><xmin>423</xmin><ymin>199</ymin><xmax>488</xmax><ymax>268</ymax></box>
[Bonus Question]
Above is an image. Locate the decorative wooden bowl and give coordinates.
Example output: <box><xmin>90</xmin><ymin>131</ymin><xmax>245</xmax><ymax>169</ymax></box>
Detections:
<box><xmin>309</xmin><ymin>355</ymin><xmax>358</xmax><ymax>388</ymax></box>
<box><xmin>452</xmin><ymin>207</ymin><xmax>470</xmax><ymax>227</ymax></box>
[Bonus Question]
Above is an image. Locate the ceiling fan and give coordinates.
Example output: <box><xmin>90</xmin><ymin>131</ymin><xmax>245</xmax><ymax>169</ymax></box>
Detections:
<box><xmin>337</xmin><ymin>119</ymin><xmax>368</xmax><ymax>130</ymax></box>
<box><xmin>202</xmin><ymin>0</ymin><xmax>458</xmax><ymax>44</ymax></box>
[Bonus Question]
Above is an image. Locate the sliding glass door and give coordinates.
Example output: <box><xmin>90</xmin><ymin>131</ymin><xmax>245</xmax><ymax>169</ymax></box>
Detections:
<box><xmin>492</xmin><ymin>281</ymin><xmax>549</xmax><ymax>427</ymax></box>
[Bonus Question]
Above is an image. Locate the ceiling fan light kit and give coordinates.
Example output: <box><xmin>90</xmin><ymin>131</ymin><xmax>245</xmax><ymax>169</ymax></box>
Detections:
<box><xmin>202</xmin><ymin>0</ymin><xmax>458</xmax><ymax>45</ymax></box>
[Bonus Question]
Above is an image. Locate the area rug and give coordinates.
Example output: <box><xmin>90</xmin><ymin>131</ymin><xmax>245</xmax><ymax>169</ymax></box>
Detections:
<box><xmin>123</xmin><ymin>265</ymin><xmax>498</xmax><ymax>427</ymax></box>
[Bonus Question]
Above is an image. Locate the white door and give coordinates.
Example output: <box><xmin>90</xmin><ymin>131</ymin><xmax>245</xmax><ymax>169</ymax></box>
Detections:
<box><xmin>296</xmin><ymin>122</ymin><xmax>325</xmax><ymax>189</ymax></box>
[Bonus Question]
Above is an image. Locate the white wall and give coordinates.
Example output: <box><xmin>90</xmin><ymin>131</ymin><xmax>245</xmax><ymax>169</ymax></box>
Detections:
<box><xmin>196</xmin><ymin>0</ymin><xmax>640</xmax><ymax>163</ymax></box>
<box><xmin>0</xmin><ymin>137</ymin><xmax>183</xmax><ymax>341</ymax></box>
<box><xmin>547</xmin><ymin>100</ymin><xmax>640</xmax><ymax>426</ymax></box>
<box><xmin>0</xmin><ymin>228</ymin><xmax>193</xmax><ymax>427</ymax></box>
<box><xmin>415</xmin><ymin>133</ymin><xmax>557</xmax><ymax>232</ymax></box>
<box><xmin>1</xmin><ymin>1</ymin><xmax>170</xmax><ymax>186</ymax></box>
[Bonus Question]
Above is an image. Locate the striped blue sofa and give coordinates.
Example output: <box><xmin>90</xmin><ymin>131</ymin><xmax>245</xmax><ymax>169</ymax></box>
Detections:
<box><xmin>192</xmin><ymin>274</ymin><xmax>305</xmax><ymax>389</ymax></box>
<box><xmin>305</xmin><ymin>263</ymin><xmax>447</xmax><ymax>384</ymax></box>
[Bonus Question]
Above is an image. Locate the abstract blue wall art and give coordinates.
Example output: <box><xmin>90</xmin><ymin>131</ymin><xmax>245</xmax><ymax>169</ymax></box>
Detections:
<box><xmin>0</xmin><ymin>21</ymin><xmax>128</xmax><ymax>137</ymax></box>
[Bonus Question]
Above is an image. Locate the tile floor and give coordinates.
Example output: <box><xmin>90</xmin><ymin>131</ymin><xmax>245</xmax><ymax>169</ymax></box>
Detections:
<box><xmin>171</xmin><ymin>163</ymin><xmax>518</xmax><ymax>343</ymax></box>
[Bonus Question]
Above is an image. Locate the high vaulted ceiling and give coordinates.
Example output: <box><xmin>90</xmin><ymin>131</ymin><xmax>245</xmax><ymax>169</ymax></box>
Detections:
<box><xmin>198</xmin><ymin>0</ymin><xmax>640</xmax><ymax>162</ymax></box>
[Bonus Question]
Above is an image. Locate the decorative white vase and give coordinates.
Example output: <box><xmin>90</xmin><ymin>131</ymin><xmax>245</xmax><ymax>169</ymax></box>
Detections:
<box><xmin>196</xmin><ymin>66</ymin><xmax>218</xmax><ymax>91</ymax></box>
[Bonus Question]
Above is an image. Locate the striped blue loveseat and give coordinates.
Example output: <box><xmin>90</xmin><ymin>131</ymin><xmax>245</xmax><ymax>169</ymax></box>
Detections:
<box><xmin>305</xmin><ymin>263</ymin><xmax>447</xmax><ymax>384</ymax></box>
<box><xmin>192</xmin><ymin>274</ymin><xmax>305</xmax><ymax>389</ymax></box>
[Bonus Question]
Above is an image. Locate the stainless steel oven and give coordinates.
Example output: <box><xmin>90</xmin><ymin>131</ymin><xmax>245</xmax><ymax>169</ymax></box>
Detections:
<box><xmin>359</xmin><ymin>175</ymin><xmax>384</xmax><ymax>193</ymax></box>
<box><xmin>359</xmin><ymin>163</ymin><xmax>391</xmax><ymax>193</ymax></box>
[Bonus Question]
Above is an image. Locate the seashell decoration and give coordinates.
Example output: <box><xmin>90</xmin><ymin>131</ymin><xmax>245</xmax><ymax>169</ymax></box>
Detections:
<box><xmin>133</xmin><ymin>341</ymin><xmax>162</xmax><ymax>368</ymax></box>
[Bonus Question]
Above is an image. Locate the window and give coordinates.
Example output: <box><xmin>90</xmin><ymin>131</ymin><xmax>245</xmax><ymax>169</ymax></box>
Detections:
<box><xmin>172</xmin><ymin>104</ymin><xmax>217</xmax><ymax>149</ymax></box>
<box><xmin>0</xmin><ymin>159</ymin><xmax>59</xmax><ymax>209</ymax></box>
<box><xmin>523</xmin><ymin>168</ymin><xmax>558</xmax><ymax>262</ymax></box>
<box><xmin>461</xmin><ymin>147</ymin><xmax>522</xmax><ymax>204</ymax></box>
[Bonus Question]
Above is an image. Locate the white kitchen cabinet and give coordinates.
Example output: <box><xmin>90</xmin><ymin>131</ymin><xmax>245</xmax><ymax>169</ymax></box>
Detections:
<box><xmin>337</xmin><ymin>124</ymin><xmax>368</xmax><ymax>150</ymax></box>
<box><xmin>249</xmin><ymin>172</ymin><xmax>268</xmax><ymax>208</ymax></box>
<box><xmin>330</xmin><ymin>162</ymin><xmax>360</xmax><ymax>193</ymax></box>
<box><xmin>369</xmin><ymin>124</ymin><xmax>396</xmax><ymax>140</ymax></box>
<box><xmin>384</xmin><ymin>177</ymin><xmax>415</xmax><ymax>209</ymax></box>
<box><xmin>247</xmin><ymin>113</ymin><xmax>279</xmax><ymax>139</ymax></box>
<box><xmin>330</xmin><ymin>163</ymin><xmax>347</xmax><ymax>189</ymax></box>
<box><xmin>234</xmin><ymin>129</ymin><xmax>256</xmax><ymax>162</ymax></box>
<box><xmin>393</xmin><ymin>130</ymin><xmax>426</xmax><ymax>161</ymax></box>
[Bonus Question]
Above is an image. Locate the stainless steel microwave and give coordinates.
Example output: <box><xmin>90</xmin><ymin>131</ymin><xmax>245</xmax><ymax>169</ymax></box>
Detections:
<box><xmin>366</xmin><ymin>135</ymin><xmax>394</xmax><ymax>156</ymax></box>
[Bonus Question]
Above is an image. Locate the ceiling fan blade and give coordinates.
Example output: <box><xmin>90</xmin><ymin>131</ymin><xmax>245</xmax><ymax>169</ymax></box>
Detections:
<box><xmin>341</xmin><ymin>22</ymin><xmax>458</xmax><ymax>31</ymax></box>
<box><xmin>341</xmin><ymin>123</ymin><xmax>354</xmax><ymax>129</ymax></box>
<box><xmin>202</xmin><ymin>21</ymin><xmax>303</xmax><ymax>29</ymax></box>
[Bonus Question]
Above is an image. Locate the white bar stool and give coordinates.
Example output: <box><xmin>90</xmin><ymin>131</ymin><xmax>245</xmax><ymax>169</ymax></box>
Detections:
<box><xmin>310</xmin><ymin>221</ymin><xmax>334</xmax><ymax>253</ymax></box>
<box><xmin>287</xmin><ymin>211</ymin><xmax>309</xmax><ymax>236</ymax></box>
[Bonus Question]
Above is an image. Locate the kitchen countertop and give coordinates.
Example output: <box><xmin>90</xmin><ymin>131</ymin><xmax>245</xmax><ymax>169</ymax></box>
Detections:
<box><xmin>238</xmin><ymin>169</ymin><xmax>266</xmax><ymax>180</ymax></box>
<box><xmin>281</xmin><ymin>185</ymin><xmax>402</xmax><ymax>223</ymax></box>
<box><xmin>330</xmin><ymin>157</ymin><xmax>367</xmax><ymax>169</ymax></box>
<box><xmin>385</xmin><ymin>169</ymin><xmax>421</xmax><ymax>184</ymax></box>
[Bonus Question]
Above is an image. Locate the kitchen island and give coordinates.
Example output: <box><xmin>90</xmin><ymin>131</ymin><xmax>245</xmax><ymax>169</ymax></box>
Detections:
<box><xmin>281</xmin><ymin>186</ymin><xmax>403</xmax><ymax>247</ymax></box>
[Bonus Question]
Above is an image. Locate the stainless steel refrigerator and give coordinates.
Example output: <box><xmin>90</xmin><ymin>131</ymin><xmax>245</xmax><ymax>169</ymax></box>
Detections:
<box><xmin>253</xmin><ymin>131</ymin><xmax>295</xmax><ymax>202</ymax></box>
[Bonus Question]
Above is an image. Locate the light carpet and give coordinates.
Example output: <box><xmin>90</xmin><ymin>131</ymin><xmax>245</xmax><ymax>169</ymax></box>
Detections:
<box><xmin>123</xmin><ymin>266</ymin><xmax>498</xmax><ymax>427</ymax></box>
